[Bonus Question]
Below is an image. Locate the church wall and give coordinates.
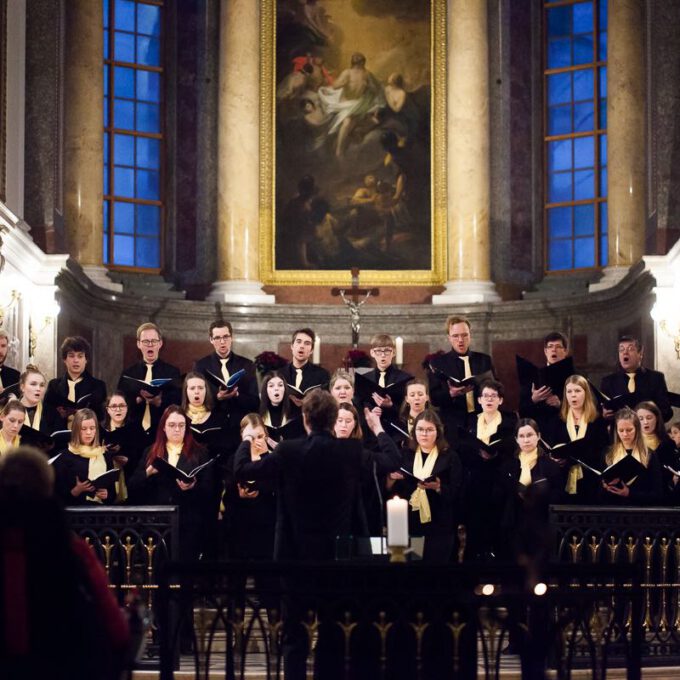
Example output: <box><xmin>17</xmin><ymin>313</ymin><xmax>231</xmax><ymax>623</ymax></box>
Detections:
<box><xmin>647</xmin><ymin>0</ymin><xmax>680</xmax><ymax>254</ymax></box>
<box><xmin>23</xmin><ymin>0</ymin><xmax>63</xmax><ymax>254</ymax></box>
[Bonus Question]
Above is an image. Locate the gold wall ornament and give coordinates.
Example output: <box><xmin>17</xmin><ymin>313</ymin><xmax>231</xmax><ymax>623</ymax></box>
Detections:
<box><xmin>410</xmin><ymin>611</ymin><xmax>429</xmax><ymax>677</ymax></box>
<box><xmin>372</xmin><ymin>611</ymin><xmax>393</xmax><ymax>675</ymax></box>
<box><xmin>337</xmin><ymin>611</ymin><xmax>358</xmax><ymax>670</ymax></box>
<box><xmin>569</xmin><ymin>534</ymin><xmax>583</xmax><ymax>563</ymax></box>
<box><xmin>101</xmin><ymin>534</ymin><xmax>114</xmax><ymax>577</ymax></box>
<box><xmin>259</xmin><ymin>0</ymin><xmax>447</xmax><ymax>286</ymax></box>
<box><xmin>123</xmin><ymin>534</ymin><xmax>135</xmax><ymax>585</ymax></box>
<box><xmin>588</xmin><ymin>534</ymin><xmax>602</xmax><ymax>563</ymax></box>
<box><xmin>642</xmin><ymin>536</ymin><xmax>654</xmax><ymax>632</ymax></box>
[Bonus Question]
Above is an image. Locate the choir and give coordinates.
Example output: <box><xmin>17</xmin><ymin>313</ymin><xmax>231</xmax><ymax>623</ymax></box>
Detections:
<box><xmin>0</xmin><ymin>316</ymin><xmax>678</xmax><ymax>565</ymax></box>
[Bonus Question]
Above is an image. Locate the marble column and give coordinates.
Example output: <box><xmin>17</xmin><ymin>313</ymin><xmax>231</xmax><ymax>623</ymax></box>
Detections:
<box><xmin>63</xmin><ymin>0</ymin><xmax>120</xmax><ymax>291</ymax></box>
<box><xmin>590</xmin><ymin>0</ymin><xmax>645</xmax><ymax>292</ymax></box>
<box><xmin>433</xmin><ymin>0</ymin><xmax>499</xmax><ymax>305</ymax></box>
<box><xmin>209</xmin><ymin>0</ymin><xmax>274</xmax><ymax>304</ymax></box>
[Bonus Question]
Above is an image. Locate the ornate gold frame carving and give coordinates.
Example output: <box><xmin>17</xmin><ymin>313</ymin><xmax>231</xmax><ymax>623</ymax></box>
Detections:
<box><xmin>259</xmin><ymin>0</ymin><xmax>447</xmax><ymax>286</ymax></box>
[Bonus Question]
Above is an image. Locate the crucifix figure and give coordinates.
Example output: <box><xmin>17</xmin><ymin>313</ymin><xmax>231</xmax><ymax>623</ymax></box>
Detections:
<box><xmin>331</xmin><ymin>268</ymin><xmax>379</xmax><ymax>348</ymax></box>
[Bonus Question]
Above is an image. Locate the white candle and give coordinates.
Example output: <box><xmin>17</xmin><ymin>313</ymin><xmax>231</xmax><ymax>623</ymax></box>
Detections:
<box><xmin>395</xmin><ymin>336</ymin><xmax>404</xmax><ymax>365</ymax></box>
<box><xmin>387</xmin><ymin>496</ymin><xmax>409</xmax><ymax>547</ymax></box>
<box><xmin>313</xmin><ymin>335</ymin><xmax>321</xmax><ymax>364</ymax></box>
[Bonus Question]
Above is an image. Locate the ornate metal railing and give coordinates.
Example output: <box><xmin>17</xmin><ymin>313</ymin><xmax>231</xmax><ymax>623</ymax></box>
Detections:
<box><xmin>65</xmin><ymin>505</ymin><xmax>180</xmax><ymax>667</ymax></box>
<box><xmin>551</xmin><ymin>505</ymin><xmax>680</xmax><ymax>665</ymax></box>
<box><xmin>156</xmin><ymin>561</ymin><xmax>642</xmax><ymax>680</ymax></box>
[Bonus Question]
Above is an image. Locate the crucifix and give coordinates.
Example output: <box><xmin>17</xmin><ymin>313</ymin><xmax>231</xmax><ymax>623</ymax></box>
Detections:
<box><xmin>331</xmin><ymin>268</ymin><xmax>379</xmax><ymax>348</ymax></box>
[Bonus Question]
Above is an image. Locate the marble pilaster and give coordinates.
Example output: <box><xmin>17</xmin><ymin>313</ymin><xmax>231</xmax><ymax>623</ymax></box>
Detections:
<box><xmin>209</xmin><ymin>0</ymin><xmax>274</xmax><ymax>304</ymax></box>
<box><xmin>433</xmin><ymin>0</ymin><xmax>499</xmax><ymax>305</ymax></box>
<box><xmin>591</xmin><ymin>0</ymin><xmax>645</xmax><ymax>292</ymax></box>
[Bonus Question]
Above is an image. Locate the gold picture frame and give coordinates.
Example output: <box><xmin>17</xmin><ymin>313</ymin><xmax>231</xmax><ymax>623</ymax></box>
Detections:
<box><xmin>259</xmin><ymin>0</ymin><xmax>446</xmax><ymax>286</ymax></box>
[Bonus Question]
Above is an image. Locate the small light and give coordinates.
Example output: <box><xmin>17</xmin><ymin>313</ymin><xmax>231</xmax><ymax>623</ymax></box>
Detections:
<box><xmin>481</xmin><ymin>584</ymin><xmax>495</xmax><ymax>596</ymax></box>
<box><xmin>534</xmin><ymin>582</ymin><xmax>547</xmax><ymax>596</ymax></box>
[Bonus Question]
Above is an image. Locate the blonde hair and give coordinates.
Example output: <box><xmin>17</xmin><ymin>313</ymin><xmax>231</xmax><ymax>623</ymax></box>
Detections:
<box><xmin>560</xmin><ymin>375</ymin><xmax>598</xmax><ymax>424</ymax></box>
<box><xmin>136</xmin><ymin>322</ymin><xmax>162</xmax><ymax>341</ymax></box>
<box><xmin>69</xmin><ymin>409</ymin><xmax>101</xmax><ymax>448</ymax></box>
<box><xmin>605</xmin><ymin>407</ymin><xmax>649</xmax><ymax>467</ymax></box>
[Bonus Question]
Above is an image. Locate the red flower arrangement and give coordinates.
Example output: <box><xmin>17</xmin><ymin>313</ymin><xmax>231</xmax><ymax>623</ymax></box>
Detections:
<box><xmin>421</xmin><ymin>350</ymin><xmax>445</xmax><ymax>370</ymax></box>
<box><xmin>344</xmin><ymin>349</ymin><xmax>372</xmax><ymax>368</ymax></box>
<box><xmin>254</xmin><ymin>351</ymin><xmax>288</xmax><ymax>374</ymax></box>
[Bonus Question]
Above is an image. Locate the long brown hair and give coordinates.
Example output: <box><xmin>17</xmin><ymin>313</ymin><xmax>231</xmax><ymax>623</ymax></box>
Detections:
<box><xmin>70</xmin><ymin>409</ymin><xmax>101</xmax><ymax>447</ymax></box>
<box><xmin>336</xmin><ymin>402</ymin><xmax>363</xmax><ymax>440</ymax></box>
<box><xmin>145</xmin><ymin>405</ymin><xmax>202</xmax><ymax>465</ymax></box>
<box><xmin>181</xmin><ymin>371</ymin><xmax>214</xmax><ymax>412</ymax></box>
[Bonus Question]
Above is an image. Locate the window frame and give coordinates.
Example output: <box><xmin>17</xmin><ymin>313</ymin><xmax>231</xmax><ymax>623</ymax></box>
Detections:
<box><xmin>103</xmin><ymin>0</ymin><xmax>165</xmax><ymax>273</ymax></box>
<box><xmin>542</xmin><ymin>0</ymin><xmax>607</xmax><ymax>274</ymax></box>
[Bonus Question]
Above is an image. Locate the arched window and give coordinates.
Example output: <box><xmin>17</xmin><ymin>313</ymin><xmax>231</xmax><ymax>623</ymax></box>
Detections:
<box><xmin>103</xmin><ymin>0</ymin><xmax>163</xmax><ymax>270</ymax></box>
<box><xmin>544</xmin><ymin>0</ymin><xmax>607</xmax><ymax>271</ymax></box>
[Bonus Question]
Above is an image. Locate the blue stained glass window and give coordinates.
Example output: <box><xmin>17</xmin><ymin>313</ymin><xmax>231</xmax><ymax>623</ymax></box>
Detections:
<box><xmin>548</xmin><ymin>139</ymin><xmax>573</xmax><ymax>172</ymax></box>
<box><xmin>135</xmin><ymin>237</ymin><xmax>160</xmax><ymax>268</ymax></box>
<box><xmin>114</xmin><ymin>32</ymin><xmax>135</xmax><ymax>62</ymax></box>
<box><xmin>600</xmin><ymin>235</ymin><xmax>608</xmax><ymax>265</ymax></box>
<box><xmin>114</xmin><ymin>234</ymin><xmax>135</xmax><ymax>266</ymax></box>
<box><xmin>572</xmin><ymin>2</ymin><xmax>593</xmax><ymax>34</ymax></box>
<box><xmin>549</xmin><ymin>172</ymin><xmax>573</xmax><ymax>203</ymax></box>
<box><xmin>136</xmin><ymin>170</ymin><xmax>159</xmax><ymax>200</ymax></box>
<box><xmin>137</xmin><ymin>37</ymin><xmax>160</xmax><ymax>67</ymax></box>
<box><xmin>548</xmin><ymin>73</ymin><xmax>572</xmax><ymax>105</ymax></box>
<box><xmin>573</xmin><ymin>69</ymin><xmax>593</xmax><ymax>101</ymax></box>
<box><xmin>573</xmin><ymin>34</ymin><xmax>593</xmax><ymax>64</ymax></box>
<box><xmin>599</xmin><ymin>31</ymin><xmax>607</xmax><ymax>61</ymax></box>
<box><xmin>599</xmin><ymin>67</ymin><xmax>607</xmax><ymax>98</ymax></box>
<box><xmin>137</xmin><ymin>205</ymin><xmax>160</xmax><ymax>234</ymax></box>
<box><xmin>114</xmin><ymin>66</ymin><xmax>135</xmax><ymax>98</ymax></box>
<box><xmin>573</xmin><ymin>102</ymin><xmax>594</xmax><ymax>131</ymax></box>
<box><xmin>137</xmin><ymin>137</ymin><xmax>160</xmax><ymax>169</ymax></box>
<box><xmin>114</xmin><ymin>167</ymin><xmax>135</xmax><ymax>197</ymax></box>
<box><xmin>548</xmin><ymin>38</ymin><xmax>571</xmax><ymax>69</ymax></box>
<box><xmin>574</xmin><ymin>169</ymin><xmax>595</xmax><ymax>200</ymax></box>
<box><xmin>115</xmin><ymin>0</ymin><xmax>135</xmax><ymax>31</ymax></box>
<box><xmin>105</xmin><ymin>0</ymin><xmax>164</xmax><ymax>269</ymax></box>
<box><xmin>137</xmin><ymin>103</ymin><xmax>160</xmax><ymax>132</ymax></box>
<box><xmin>548</xmin><ymin>6</ymin><xmax>571</xmax><ymax>37</ymax></box>
<box><xmin>549</xmin><ymin>240</ymin><xmax>573</xmax><ymax>270</ymax></box>
<box><xmin>574</xmin><ymin>237</ymin><xmax>595</xmax><ymax>267</ymax></box>
<box><xmin>136</xmin><ymin>70</ymin><xmax>160</xmax><ymax>102</ymax></box>
<box><xmin>114</xmin><ymin>133</ymin><xmax>134</xmax><ymax>165</ymax></box>
<box><xmin>544</xmin><ymin>0</ymin><xmax>606</xmax><ymax>272</ymax></box>
<box><xmin>113</xmin><ymin>201</ymin><xmax>135</xmax><ymax>233</ymax></box>
<box><xmin>574</xmin><ymin>136</ymin><xmax>594</xmax><ymax>168</ymax></box>
<box><xmin>137</xmin><ymin>4</ymin><xmax>161</xmax><ymax>36</ymax></box>
<box><xmin>549</xmin><ymin>105</ymin><xmax>572</xmax><ymax>135</ymax></box>
<box><xmin>548</xmin><ymin>207</ymin><xmax>572</xmax><ymax>239</ymax></box>
<box><xmin>574</xmin><ymin>204</ymin><xmax>594</xmax><ymax>235</ymax></box>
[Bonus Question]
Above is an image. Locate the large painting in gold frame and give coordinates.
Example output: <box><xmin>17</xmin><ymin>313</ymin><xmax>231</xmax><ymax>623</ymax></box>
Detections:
<box><xmin>260</xmin><ymin>0</ymin><xmax>446</xmax><ymax>286</ymax></box>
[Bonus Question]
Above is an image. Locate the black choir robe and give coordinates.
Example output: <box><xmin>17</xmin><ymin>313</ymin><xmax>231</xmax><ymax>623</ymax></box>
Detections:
<box><xmin>356</xmin><ymin>365</ymin><xmax>412</xmax><ymax>436</ymax></box>
<box><xmin>234</xmin><ymin>431</ymin><xmax>400</xmax><ymax>561</ymax></box>
<box><xmin>193</xmin><ymin>351</ymin><xmax>259</xmax><ymax>455</ymax></box>
<box><xmin>458</xmin><ymin>411</ymin><xmax>517</xmax><ymax>560</ymax></box>
<box><xmin>128</xmin><ymin>446</ymin><xmax>214</xmax><ymax>560</ymax></box>
<box><xmin>390</xmin><ymin>446</ymin><xmax>463</xmax><ymax>562</ymax></box>
<box><xmin>601</xmin><ymin>367</ymin><xmax>672</xmax><ymax>422</ymax></box>
<box><xmin>596</xmin><ymin>450</ymin><xmax>663</xmax><ymax>506</ymax></box>
<box><xmin>117</xmin><ymin>359</ymin><xmax>181</xmax><ymax>434</ymax></box>
<box><xmin>282</xmin><ymin>361</ymin><xmax>330</xmax><ymax>394</ymax></box>
<box><xmin>45</xmin><ymin>371</ymin><xmax>108</xmax><ymax>421</ymax></box>
<box><xmin>0</xmin><ymin>365</ymin><xmax>20</xmax><ymax>394</ymax></box>
<box><xmin>53</xmin><ymin>449</ymin><xmax>118</xmax><ymax>506</ymax></box>
<box><xmin>22</xmin><ymin>403</ymin><xmax>65</xmax><ymax>440</ymax></box>
<box><xmin>100</xmin><ymin>420</ymin><xmax>149</xmax><ymax>495</ymax></box>
<box><xmin>428</xmin><ymin>350</ymin><xmax>495</xmax><ymax>440</ymax></box>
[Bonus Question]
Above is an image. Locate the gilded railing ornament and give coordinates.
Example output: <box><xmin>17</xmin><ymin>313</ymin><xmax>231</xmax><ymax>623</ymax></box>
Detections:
<box><xmin>446</xmin><ymin>611</ymin><xmax>466</xmax><ymax>674</ymax></box>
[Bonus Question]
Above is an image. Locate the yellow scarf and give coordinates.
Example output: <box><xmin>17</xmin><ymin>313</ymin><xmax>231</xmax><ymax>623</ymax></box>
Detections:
<box><xmin>518</xmin><ymin>449</ymin><xmax>538</xmax><ymax>487</ymax></box>
<box><xmin>643</xmin><ymin>433</ymin><xmax>660</xmax><ymax>452</ymax></box>
<box><xmin>186</xmin><ymin>404</ymin><xmax>209</xmax><ymax>424</ymax></box>
<box><xmin>69</xmin><ymin>444</ymin><xmax>108</xmax><ymax>502</ymax></box>
<box><xmin>409</xmin><ymin>446</ymin><xmax>439</xmax><ymax>524</ymax></box>
<box><xmin>23</xmin><ymin>402</ymin><xmax>43</xmax><ymax>430</ymax></box>
<box><xmin>263</xmin><ymin>411</ymin><xmax>288</xmax><ymax>428</ymax></box>
<box><xmin>0</xmin><ymin>434</ymin><xmax>20</xmax><ymax>455</ymax></box>
<box><xmin>166</xmin><ymin>442</ymin><xmax>183</xmax><ymax>467</ymax></box>
<box><xmin>609</xmin><ymin>442</ymin><xmax>647</xmax><ymax>467</ymax></box>
<box><xmin>564</xmin><ymin>410</ymin><xmax>588</xmax><ymax>494</ymax></box>
<box><xmin>476</xmin><ymin>411</ymin><xmax>501</xmax><ymax>444</ymax></box>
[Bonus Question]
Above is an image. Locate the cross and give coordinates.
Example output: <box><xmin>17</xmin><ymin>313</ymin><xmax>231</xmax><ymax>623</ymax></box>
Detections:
<box><xmin>331</xmin><ymin>268</ymin><xmax>380</xmax><ymax>348</ymax></box>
